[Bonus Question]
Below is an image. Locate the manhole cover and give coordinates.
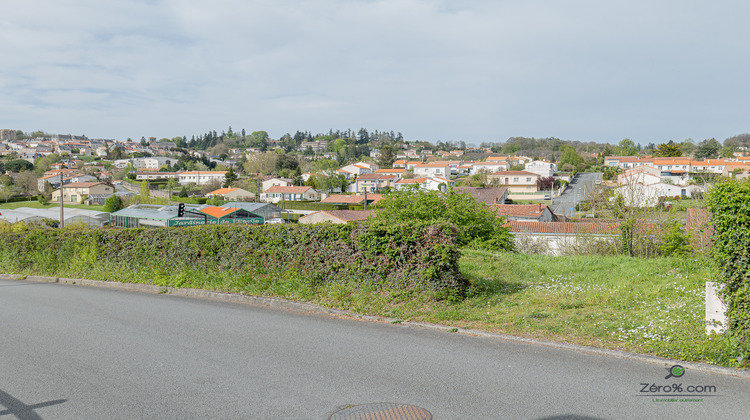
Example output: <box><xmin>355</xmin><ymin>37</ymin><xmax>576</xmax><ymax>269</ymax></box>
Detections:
<box><xmin>329</xmin><ymin>403</ymin><xmax>432</xmax><ymax>420</ymax></box>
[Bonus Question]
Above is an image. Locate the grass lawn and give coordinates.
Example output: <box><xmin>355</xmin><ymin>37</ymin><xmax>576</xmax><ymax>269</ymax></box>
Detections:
<box><xmin>0</xmin><ymin>201</ymin><xmax>106</xmax><ymax>212</ymax></box>
<box><xmin>282</xmin><ymin>250</ymin><xmax>736</xmax><ymax>367</ymax></box>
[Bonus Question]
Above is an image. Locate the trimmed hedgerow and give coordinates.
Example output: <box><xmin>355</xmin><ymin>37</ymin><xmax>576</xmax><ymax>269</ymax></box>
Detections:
<box><xmin>705</xmin><ymin>179</ymin><xmax>750</xmax><ymax>366</ymax></box>
<box><xmin>0</xmin><ymin>221</ymin><xmax>467</xmax><ymax>294</ymax></box>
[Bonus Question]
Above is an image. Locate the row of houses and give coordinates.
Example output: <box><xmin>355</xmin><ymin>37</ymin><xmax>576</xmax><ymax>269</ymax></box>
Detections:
<box><xmin>604</xmin><ymin>156</ymin><xmax>750</xmax><ymax>176</ymax></box>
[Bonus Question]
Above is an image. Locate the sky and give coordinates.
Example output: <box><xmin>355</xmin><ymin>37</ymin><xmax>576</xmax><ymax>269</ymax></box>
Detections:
<box><xmin>2</xmin><ymin>1</ymin><xmax>750</xmax><ymax>146</ymax></box>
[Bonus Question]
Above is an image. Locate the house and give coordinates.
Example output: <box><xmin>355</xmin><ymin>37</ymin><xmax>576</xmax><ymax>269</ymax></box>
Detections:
<box><xmin>260</xmin><ymin>186</ymin><xmax>320</xmax><ymax>203</ymax></box>
<box><xmin>298</xmin><ymin>210</ymin><xmax>376</xmax><ymax>224</ymax></box>
<box><xmin>524</xmin><ymin>161</ymin><xmax>558</xmax><ymax>178</ymax></box>
<box><xmin>412</xmin><ymin>162</ymin><xmax>451</xmax><ymax>178</ymax></box>
<box><xmin>338</xmin><ymin>162</ymin><xmax>376</xmax><ymax>180</ymax></box>
<box><xmin>452</xmin><ymin>187</ymin><xmax>509</xmax><ymax>205</ymax></box>
<box><xmin>486</xmin><ymin>171</ymin><xmax>541</xmax><ymax>196</ymax></box>
<box><xmin>472</xmin><ymin>161</ymin><xmax>509</xmax><ymax>174</ymax></box>
<box><xmin>177</xmin><ymin>171</ymin><xmax>228</xmax><ymax>186</ymax></box>
<box><xmin>394</xmin><ymin>177</ymin><xmax>454</xmax><ymax>191</ymax></box>
<box><xmin>262</xmin><ymin>177</ymin><xmax>293</xmax><ymax>191</ymax></box>
<box><xmin>613</xmin><ymin>183</ymin><xmax>702</xmax><ymax>207</ymax></box>
<box><xmin>52</xmin><ymin>182</ymin><xmax>113</xmax><ymax>204</ymax></box>
<box><xmin>508</xmin><ymin>221</ymin><xmax>621</xmax><ymax>255</ymax></box>
<box><xmin>207</xmin><ymin>187</ymin><xmax>254</xmax><ymax>201</ymax></box>
<box><xmin>374</xmin><ymin>168</ymin><xmax>409</xmax><ymax>179</ymax></box>
<box><xmin>355</xmin><ymin>174</ymin><xmax>398</xmax><ymax>193</ymax></box>
<box><xmin>135</xmin><ymin>172</ymin><xmax>179</xmax><ymax>181</ymax></box>
<box><xmin>617</xmin><ymin>166</ymin><xmax>661</xmax><ymax>186</ymax></box>
<box><xmin>491</xmin><ymin>204</ymin><xmax>556</xmax><ymax>222</ymax></box>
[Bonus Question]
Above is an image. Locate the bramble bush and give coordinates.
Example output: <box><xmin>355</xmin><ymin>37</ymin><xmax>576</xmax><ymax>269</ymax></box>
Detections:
<box><xmin>0</xmin><ymin>221</ymin><xmax>467</xmax><ymax>294</ymax></box>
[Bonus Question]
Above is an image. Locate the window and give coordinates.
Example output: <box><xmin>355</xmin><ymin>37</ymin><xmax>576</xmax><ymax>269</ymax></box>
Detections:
<box><xmin>513</xmin><ymin>177</ymin><xmax>519</xmax><ymax>182</ymax></box>
<box><xmin>526</xmin><ymin>178</ymin><xmax>531</xmax><ymax>182</ymax></box>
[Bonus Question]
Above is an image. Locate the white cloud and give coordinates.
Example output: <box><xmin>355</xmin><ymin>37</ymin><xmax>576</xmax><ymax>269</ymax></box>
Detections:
<box><xmin>1</xmin><ymin>0</ymin><xmax>750</xmax><ymax>143</ymax></box>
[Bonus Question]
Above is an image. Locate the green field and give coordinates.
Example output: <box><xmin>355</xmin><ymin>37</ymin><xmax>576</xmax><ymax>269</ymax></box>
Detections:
<box><xmin>0</xmin><ymin>201</ymin><xmax>106</xmax><ymax>212</ymax></box>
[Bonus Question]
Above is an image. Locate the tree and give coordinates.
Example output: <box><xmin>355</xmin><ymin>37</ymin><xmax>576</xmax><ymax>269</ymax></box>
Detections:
<box><xmin>244</xmin><ymin>152</ymin><xmax>277</xmax><ymax>175</ymax></box>
<box><xmin>139</xmin><ymin>180</ymin><xmax>150</xmax><ymax>197</ymax></box>
<box><xmin>0</xmin><ymin>184</ymin><xmax>13</xmax><ymax>203</ymax></box>
<box><xmin>103</xmin><ymin>195</ymin><xmax>124</xmax><ymax>212</ymax></box>
<box><xmin>653</xmin><ymin>141</ymin><xmax>682</xmax><ymax>157</ymax></box>
<box><xmin>15</xmin><ymin>171</ymin><xmax>38</xmax><ymax>195</ymax></box>
<box><xmin>559</xmin><ymin>146</ymin><xmax>583</xmax><ymax>168</ymax></box>
<box><xmin>377</xmin><ymin>145</ymin><xmax>395</xmax><ymax>169</ymax></box>
<box><xmin>694</xmin><ymin>138</ymin><xmax>721</xmax><ymax>160</ymax></box>
<box><xmin>275</xmin><ymin>154</ymin><xmax>299</xmax><ymax>173</ymax></box>
<box><xmin>370</xmin><ymin>188</ymin><xmax>514</xmax><ymax>250</ymax></box>
<box><xmin>680</xmin><ymin>139</ymin><xmax>696</xmax><ymax>157</ymax></box>
<box><xmin>721</xmin><ymin>147</ymin><xmax>735</xmax><ymax>159</ymax></box>
<box><xmin>223</xmin><ymin>166</ymin><xmax>238</xmax><ymax>188</ymax></box>
<box><xmin>616</xmin><ymin>138</ymin><xmax>637</xmax><ymax>156</ymax></box>
<box><xmin>200</xmin><ymin>179</ymin><xmax>222</xmax><ymax>195</ymax></box>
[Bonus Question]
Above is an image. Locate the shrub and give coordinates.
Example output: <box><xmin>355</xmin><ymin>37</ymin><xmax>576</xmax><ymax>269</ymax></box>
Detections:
<box><xmin>705</xmin><ymin>179</ymin><xmax>750</xmax><ymax>365</ymax></box>
<box><xmin>0</xmin><ymin>221</ymin><xmax>467</xmax><ymax>294</ymax></box>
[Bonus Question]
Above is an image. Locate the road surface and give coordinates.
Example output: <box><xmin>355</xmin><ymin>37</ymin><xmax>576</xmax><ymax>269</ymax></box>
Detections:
<box><xmin>1</xmin><ymin>279</ymin><xmax>748</xmax><ymax>419</ymax></box>
<box><xmin>551</xmin><ymin>172</ymin><xmax>603</xmax><ymax>219</ymax></box>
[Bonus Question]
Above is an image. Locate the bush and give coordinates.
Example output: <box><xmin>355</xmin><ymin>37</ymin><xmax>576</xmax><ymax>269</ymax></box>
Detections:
<box><xmin>705</xmin><ymin>179</ymin><xmax>750</xmax><ymax>366</ymax></box>
<box><xmin>370</xmin><ymin>188</ymin><xmax>514</xmax><ymax>251</ymax></box>
<box><xmin>0</xmin><ymin>221</ymin><xmax>467</xmax><ymax>294</ymax></box>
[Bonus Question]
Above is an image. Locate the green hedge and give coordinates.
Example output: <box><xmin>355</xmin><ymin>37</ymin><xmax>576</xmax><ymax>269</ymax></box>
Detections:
<box><xmin>706</xmin><ymin>179</ymin><xmax>750</xmax><ymax>365</ymax></box>
<box><xmin>0</xmin><ymin>221</ymin><xmax>466</xmax><ymax>293</ymax></box>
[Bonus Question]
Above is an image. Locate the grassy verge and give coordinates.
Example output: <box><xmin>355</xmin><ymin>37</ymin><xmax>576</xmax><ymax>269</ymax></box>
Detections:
<box><xmin>0</xmin><ymin>201</ymin><xmax>106</xmax><ymax>212</ymax></box>
<box><xmin>267</xmin><ymin>250</ymin><xmax>737</xmax><ymax>367</ymax></box>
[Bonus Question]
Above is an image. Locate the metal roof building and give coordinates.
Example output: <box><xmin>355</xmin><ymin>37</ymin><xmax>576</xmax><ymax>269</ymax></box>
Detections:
<box><xmin>110</xmin><ymin>202</ymin><xmax>275</xmax><ymax>228</ymax></box>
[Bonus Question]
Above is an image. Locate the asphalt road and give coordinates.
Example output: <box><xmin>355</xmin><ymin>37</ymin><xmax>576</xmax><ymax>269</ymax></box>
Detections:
<box><xmin>1</xmin><ymin>279</ymin><xmax>749</xmax><ymax>419</ymax></box>
<box><xmin>551</xmin><ymin>173</ymin><xmax>603</xmax><ymax>219</ymax></box>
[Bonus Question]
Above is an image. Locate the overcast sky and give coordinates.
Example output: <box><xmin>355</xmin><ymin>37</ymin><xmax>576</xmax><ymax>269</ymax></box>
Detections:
<box><xmin>2</xmin><ymin>1</ymin><xmax>749</xmax><ymax>145</ymax></box>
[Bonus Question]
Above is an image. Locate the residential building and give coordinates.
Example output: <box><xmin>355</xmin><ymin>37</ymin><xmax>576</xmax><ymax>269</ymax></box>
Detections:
<box><xmin>452</xmin><ymin>187</ymin><xmax>509</xmax><ymax>205</ymax></box>
<box><xmin>207</xmin><ymin>187</ymin><xmax>254</xmax><ymax>201</ymax></box>
<box><xmin>355</xmin><ymin>174</ymin><xmax>398</xmax><ymax>193</ymax></box>
<box><xmin>394</xmin><ymin>177</ymin><xmax>454</xmax><ymax>191</ymax></box>
<box><xmin>491</xmin><ymin>204</ymin><xmax>556</xmax><ymax>222</ymax></box>
<box><xmin>177</xmin><ymin>171</ymin><xmax>228</xmax><ymax>186</ymax></box>
<box><xmin>52</xmin><ymin>182</ymin><xmax>113</xmax><ymax>204</ymax></box>
<box><xmin>412</xmin><ymin>162</ymin><xmax>451</xmax><ymax>178</ymax></box>
<box><xmin>487</xmin><ymin>171</ymin><xmax>541</xmax><ymax>195</ymax></box>
<box><xmin>260</xmin><ymin>186</ymin><xmax>320</xmax><ymax>203</ymax></box>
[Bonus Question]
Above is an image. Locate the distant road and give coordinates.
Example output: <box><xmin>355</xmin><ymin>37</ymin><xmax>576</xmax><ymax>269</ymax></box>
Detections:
<box><xmin>551</xmin><ymin>172</ymin><xmax>603</xmax><ymax>219</ymax></box>
<box><xmin>1</xmin><ymin>279</ymin><xmax>748</xmax><ymax>419</ymax></box>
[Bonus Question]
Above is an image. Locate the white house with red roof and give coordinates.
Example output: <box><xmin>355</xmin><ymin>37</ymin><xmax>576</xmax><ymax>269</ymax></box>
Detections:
<box><xmin>207</xmin><ymin>187</ymin><xmax>254</xmax><ymax>201</ymax></box>
<box><xmin>355</xmin><ymin>174</ymin><xmax>398</xmax><ymax>193</ymax></box>
<box><xmin>412</xmin><ymin>162</ymin><xmax>451</xmax><ymax>178</ymax></box>
<box><xmin>395</xmin><ymin>177</ymin><xmax>454</xmax><ymax>191</ymax></box>
<box><xmin>487</xmin><ymin>171</ymin><xmax>541</xmax><ymax>196</ymax></box>
<box><xmin>260</xmin><ymin>186</ymin><xmax>320</xmax><ymax>203</ymax></box>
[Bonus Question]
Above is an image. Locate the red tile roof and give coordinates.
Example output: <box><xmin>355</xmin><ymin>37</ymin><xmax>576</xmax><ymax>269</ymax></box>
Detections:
<box><xmin>264</xmin><ymin>186</ymin><xmax>316</xmax><ymax>193</ymax></box>
<box><xmin>320</xmin><ymin>194</ymin><xmax>383</xmax><ymax>204</ymax></box>
<box><xmin>491</xmin><ymin>204</ymin><xmax>549</xmax><ymax>218</ymax></box>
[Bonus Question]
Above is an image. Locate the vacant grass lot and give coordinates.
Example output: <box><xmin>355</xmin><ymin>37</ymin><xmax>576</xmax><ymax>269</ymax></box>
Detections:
<box><xmin>276</xmin><ymin>250</ymin><xmax>736</xmax><ymax>367</ymax></box>
<box><xmin>0</xmin><ymin>201</ymin><xmax>106</xmax><ymax>212</ymax></box>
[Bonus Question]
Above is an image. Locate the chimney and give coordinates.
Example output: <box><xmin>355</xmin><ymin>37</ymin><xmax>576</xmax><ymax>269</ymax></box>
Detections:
<box><xmin>538</xmin><ymin>203</ymin><xmax>541</xmax><ymax>212</ymax></box>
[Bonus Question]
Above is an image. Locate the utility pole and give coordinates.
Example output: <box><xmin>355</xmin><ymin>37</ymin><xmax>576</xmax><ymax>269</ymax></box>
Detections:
<box><xmin>59</xmin><ymin>171</ymin><xmax>64</xmax><ymax>228</ymax></box>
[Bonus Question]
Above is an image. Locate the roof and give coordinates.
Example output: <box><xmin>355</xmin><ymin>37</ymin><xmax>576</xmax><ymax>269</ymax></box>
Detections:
<box><xmin>507</xmin><ymin>221</ymin><xmax>620</xmax><ymax>234</ymax></box>
<box><xmin>199</xmin><ymin>206</ymin><xmax>238</xmax><ymax>218</ymax></box>
<box><xmin>357</xmin><ymin>174</ymin><xmax>396</xmax><ymax>180</ymax></box>
<box><xmin>61</xmin><ymin>182</ymin><xmax>106</xmax><ymax>188</ymax></box>
<box><xmin>316</xmin><ymin>210</ymin><xmax>376</xmax><ymax>222</ymax></box>
<box><xmin>490</xmin><ymin>171</ymin><xmax>539</xmax><ymax>176</ymax></box>
<box><xmin>320</xmin><ymin>194</ymin><xmax>383</xmax><ymax>204</ymax></box>
<box><xmin>375</xmin><ymin>169</ymin><xmax>407</xmax><ymax>173</ymax></box>
<box><xmin>453</xmin><ymin>187</ymin><xmax>508</xmax><ymax>205</ymax></box>
<box><xmin>491</xmin><ymin>204</ymin><xmax>550</xmax><ymax>219</ymax></box>
<box><xmin>179</xmin><ymin>171</ymin><xmax>227</xmax><ymax>175</ymax></box>
<box><xmin>207</xmin><ymin>187</ymin><xmax>239</xmax><ymax>195</ymax></box>
<box><xmin>264</xmin><ymin>185</ymin><xmax>316</xmax><ymax>193</ymax></box>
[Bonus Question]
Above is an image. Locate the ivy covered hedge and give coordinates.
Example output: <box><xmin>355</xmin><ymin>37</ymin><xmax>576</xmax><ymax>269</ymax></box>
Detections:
<box><xmin>0</xmin><ymin>220</ymin><xmax>467</xmax><ymax>294</ymax></box>
<box><xmin>706</xmin><ymin>179</ymin><xmax>750</xmax><ymax>365</ymax></box>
